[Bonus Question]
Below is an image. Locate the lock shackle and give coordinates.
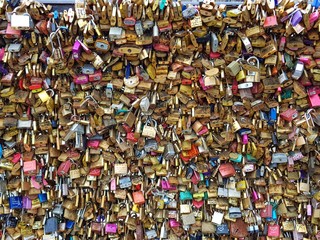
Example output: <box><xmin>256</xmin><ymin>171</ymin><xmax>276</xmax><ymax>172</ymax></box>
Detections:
<box><xmin>12</xmin><ymin>5</ymin><xmax>28</xmax><ymax>14</ymax></box>
<box><xmin>70</xmin><ymin>115</ymin><xmax>81</xmax><ymax>122</ymax></box>
<box><xmin>85</xmin><ymin>95</ymin><xmax>98</xmax><ymax>104</ymax></box>
<box><xmin>45</xmin><ymin>89</ymin><xmax>54</xmax><ymax>97</ymax></box>
<box><xmin>89</xmin><ymin>14</ymin><xmax>97</xmax><ymax>25</ymax></box>
<box><xmin>50</xmin><ymin>26</ymin><xmax>67</xmax><ymax>48</ymax></box>
<box><xmin>68</xmin><ymin>158</ymin><xmax>80</xmax><ymax>167</ymax></box>
<box><xmin>49</xmin><ymin>31</ymin><xmax>62</xmax><ymax>57</ymax></box>
<box><xmin>304</xmin><ymin>108</ymin><xmax>315</xmax><ymax>127</ymax></box>
<box><xmin>247</xmin><ymin>56</ymin><xmax>260</xmax><ymax>67</ymax></box>
<box><xmin>79</xmin><ymin>95</ymin><xmax>98</xmax><ymax>108</ymax></box>
<box><xmin>145</xmin><ymin>118</ymin><xmax>157</xmax><ymax>127</ymax></box>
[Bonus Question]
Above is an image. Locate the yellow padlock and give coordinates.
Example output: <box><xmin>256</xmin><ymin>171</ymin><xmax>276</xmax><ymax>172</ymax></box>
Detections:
<box><xmin>251</xmin><ymin>142</ymin><xmax>257</xmax><ymax>157</ymax></box>
<box><xmin>193</xmin><ymin>192</ymin><xmax>204</xmax><ymax>199</ymax></box>
<box><xmin>38</xmin><ymin>90</ymin><xmax>50</xmax><ymax>103</ymax></box>
<box><xmin>132</xmin><ymin>203</ymin><xmax>140</xmax><ymax>213</ymax></box>
<box><xmin>157</xmin><ymin>199</ymin><xmax>165</xmax><ymax>210</ymax></box>
<box><xmin>146</xmin><ymin>64</ymin><xmax>156</xmax><ymax>80</ymax></box>
<box><xmin>236</xmin><ymin>69</ymin><xmax>246</xmax><ymax>81</ymax></box>
<box><xmin>236</xmin><ymin>180</ymin><xmax>247</xmax><ymax>191</ymax></box>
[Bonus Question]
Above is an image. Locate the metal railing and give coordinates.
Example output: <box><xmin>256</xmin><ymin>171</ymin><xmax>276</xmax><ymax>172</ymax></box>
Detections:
<box><xmin>33</xmin><ymin>0</ymin><xmax>245</xmax><ymax>6</ymax></box>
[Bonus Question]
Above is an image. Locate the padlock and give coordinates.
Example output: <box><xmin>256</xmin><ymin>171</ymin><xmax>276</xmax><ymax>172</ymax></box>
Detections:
<box><xmin>226</xmin><ymin>59</ymin><xmax>241</xmax><ymax>76</ymax></box>
<box><xmin>245</xmin><ymin>56</ymin><xmax>260</xmax><ymax>82</ymax></box>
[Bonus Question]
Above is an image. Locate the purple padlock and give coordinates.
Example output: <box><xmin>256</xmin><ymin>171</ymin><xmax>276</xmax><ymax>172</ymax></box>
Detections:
<box><xmin>242</xmin><ymin>134</ymin><xmax>249</xmax><ymax>144</ymax></box>
<box><xmin>105</xmin><ymin>223</ymin><xmax>117</xmax><ymax>233</ymax></box>
<box><xmin>72</xmin><ymin>40</ymin><xmax>82</xmax><ymax>61</ymax></box>
<box><xmin>0</xmin><ymin>63</ymin><xmax>8</xmax><ymax>75</ymax></box>
<box><xmin>161</xmin><ymin>179</ymin><xmax>176</xmax><ymax>191</ymax></box>
<box><xmin>291</xmin><ymin>10</ymin><xmax>302</xmax><ymax>26</ymax></box>
<box><xmin>22</xmin><ymin>196</ymin><xmax>32</xmax><ymax>209</ymax></box>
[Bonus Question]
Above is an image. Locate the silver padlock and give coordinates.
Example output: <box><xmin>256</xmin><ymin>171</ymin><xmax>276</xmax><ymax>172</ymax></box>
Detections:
<box><xmin>278</xmin><ymin>69</ymin><xmax>289</xmax><ymax>85</ymax></box>
<box><xmin>106</xmin><ymin>83</ymin><xmax>113</xmax><ymax>98</ymax></box>
<box><xmin>144</xmin><ymin>139</ymin><xmax>158</xmax><ymax>152</ymax></box>
<box><xmin>292</xmin><ymin>61</ymin><xmax>304</xmax><ymax>80</ymax></box>
<box><xmin>135</xmin><ymin>20</ymin><xmax>144</xmax><ymax>36</ymax></box>
<box><xmin>163</xmin><ymin>142</ymin><xmax>175</xmax><ymax>159</ymax></box>
<box><xmin>109</xmin><ymin>27</ymin><xmax>123</xmax><ymax>41</ymax></box>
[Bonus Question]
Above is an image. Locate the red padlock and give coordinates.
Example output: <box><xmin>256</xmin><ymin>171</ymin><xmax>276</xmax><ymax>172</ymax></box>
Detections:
<box><xmin>57</xmin><ymin>160</ymin><xmax>72</xmax><ymax>176</ymax></box>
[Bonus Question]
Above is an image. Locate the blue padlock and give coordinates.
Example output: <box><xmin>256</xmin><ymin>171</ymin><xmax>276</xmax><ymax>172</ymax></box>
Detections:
<box><xmin>66</xmin><ymin>220</ymin><xmax>75</xmax><ymax>229</ymax></box>
<box><xmin>38</xmin><ymin>193</ymin><xmax>48</xmax><ymax>203</ymax></box>
<box><xmin>209</xmin><ymin>157</ymin><xmax>218</xmax><ymax>167</ymax></box>
<box><xmin>272</xmin><ymin>207</ymin><xmax>277</xmax><ymax>221</ymax></box>
<box><xmin>51</xmin><ymin>120</ymin><xmax>58</xmax><ymax>129</ymax></box>
<box><xmin>125</xmin><ymin>63</ymin><xmax>131</xmax><ymax>79</ymax></box>
<box><xmin>268</xmin><ymin>107</ymin><xmax>277</xmax><ymax>125</ymax></box>
<box><xmin>205</xmin><ymin>178</ymin><xmax>210</xmax><ymax>187</ymax></box>
<box><xmin>9</xmin><ymin>196</ymin><xmax>22</xmax><ymax>209</ymax></box>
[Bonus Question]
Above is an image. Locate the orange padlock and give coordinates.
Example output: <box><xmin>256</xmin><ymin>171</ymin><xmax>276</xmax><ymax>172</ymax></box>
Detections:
<box><xmin>133</xmin><ymin>191</ymin><xmax>145</xmax><ymax>205</ymax></box>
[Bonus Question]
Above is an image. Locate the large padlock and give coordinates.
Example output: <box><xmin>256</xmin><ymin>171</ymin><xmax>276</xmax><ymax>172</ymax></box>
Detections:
<box><xmin>226</xmin><ymin>59</ymin><xmax>241</xmax><ymax>76</ymax></box>
<box><xmin>245</xmin><ymin>56</ymin><xmax>260</xmax><ymax>82</ymax></box>
<box><xmin>142</xmin><ymin>119</ymin><xmax>157</xmax><ymax>138</ymax></box>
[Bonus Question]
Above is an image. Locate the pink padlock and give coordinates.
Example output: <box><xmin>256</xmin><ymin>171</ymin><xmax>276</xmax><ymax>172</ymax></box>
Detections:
<box><xmin>0</xmin><ymin>48</ymin><xmax>5</xmax><ymax>62</ymax></box>
<box><xmin>87</xmin><ymin>140</ymin><xmax>100</xmax><ymax>149</ymax></box>
<box><xmin>310</xmin><ymin>11</ymin><xmax>319</xmax><ymax>24</ymax></box>
<box><xmin>298</xmin><ymin>57</ymin><xmax>311</xmax><ymax>65</ymax></box>
<box><xmin>72</xmin><ymin>40</ymin><xmax>82</xmax><ymax>60</ymax></box>
<box><xmin>57</xmin><ymin>160</ymin><xmax>72</xmax><ymax>176</ymax></box>
<box><xmin>161</xmin><ymin>180</ymin><xmax>170</xmax><ymax>190</ymax></box>
<box><xmin>5</xmin><ymin>23</ymin><xmax>21</xmax><ymax>38</ymax></box>
<box><xmin>23</xmin><ymin>160</ymin><xmax>37</xmax><ymax>175</ymax></box>
<box><xmin>267</xmin><ymin>224</ymin><xmax>280</xmax><ymax>237</ymax></box>
<box><xmin>242</xmin><ymin>134</ymin><xmax>248</xmax><ymax>144</ymax></box>
<box><xmin>11</xmin><ymin>152</ymin><xmax>21</xmax><ymax>164</ymax></box>
<box><xmin>199</xmin><ymin>76</ymin><xmax>213</xmax><ymax>91</ymax></box>
<box><xmin>191</xmin><ymin>171</ymin><xmax>200</xmax><ymax>185</ymax></box>
<box><xmin>278</xmin><ymin>36</ymin><xmax>286</xmax><ymax>51</ymax></box>
<box><xmin>287</xmin><ymin>157</ymin><xmax>294</xmax><ymax>172</ymax></box>
<box><xmin>89</xmin><ymin>168</ymin><xmax>101</xmax><ymax>176</ymax></box>
<box><xmin>161</xmin><ymin>179</ymin><xmax>177</xmax><ymax>191</ymax></box>
<box><xmin>110</xmin><ymin>178</ymin><xmax>116</xmax><ymax>191</ymax></box>
<box><xmin>169</xmin><ymin>219</ymin><xmax>180</xmax><ymax>228</ymax></box>
<box><xmin>73</xmin><ymin>75</ymin><xmax>89</xmax><ymax>85</ymax></box>
<box><xmin>309</xmin><ymin>94</ymin><xmax>320</xmax><ymax>108</ymax></box>
<box><xmin>260</xmin><ymin>204</ymin><xmax>273</xmax><ymax>218</ymax></box>
<box><xmin>251</xmin><ymin>188</ymin><xmax>259</xmax><ymax>202</ymax></box>
<box><xmin>105</xmin><ymin>223</ymin><xmax>117</xmax><ymax>233</ymax></box>
<box><xmin>197</xmin><ymin>126</ymin><xmax>209</xmax><ymax>136</ymax></box>
<box><xmin>210</xmin><ymin>51</ymin><xmax>221</xmax><ymax>59</ymax></box>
